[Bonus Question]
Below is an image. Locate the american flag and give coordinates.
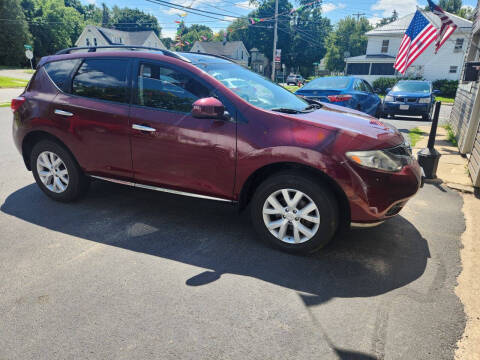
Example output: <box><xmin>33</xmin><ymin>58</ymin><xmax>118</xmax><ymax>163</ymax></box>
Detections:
<box><xmin>427</xmin><ymin>0</ymin><xmax>458</xmax><ymax>53</ymax></box>
<box><xmin>394</xmin><ymin>11</ymin><xmax>437</xmax><ymax>74</ymax></box>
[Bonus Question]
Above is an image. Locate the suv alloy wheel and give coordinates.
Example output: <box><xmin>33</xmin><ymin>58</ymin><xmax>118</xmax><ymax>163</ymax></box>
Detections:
<box><xmin>250</xmin><ymin>173</ymin><xmax>339</xmax><ymax>254</ymax></box>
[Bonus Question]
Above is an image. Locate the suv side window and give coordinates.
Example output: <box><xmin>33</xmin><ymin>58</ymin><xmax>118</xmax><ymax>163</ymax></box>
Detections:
<box><xmin>44</xmin><ymin>59</ymin><xmax>81</xmax><ymax>91</ymax></box>
<box><xmin>72</xmin><ymin>59</ymin><xmax>129</xmax><ymax>103</ymax></box>
<box><xmin>135</xmin><ymin>62</ymin><xmax>211</xmax><ymax>112</ymax></box>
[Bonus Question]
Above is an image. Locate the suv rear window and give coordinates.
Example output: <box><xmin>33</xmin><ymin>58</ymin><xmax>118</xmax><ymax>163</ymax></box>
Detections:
<box><xmin>44</xmin><ymin>59</ymin><xmax>81</xmax><ymax>90</ymax></box>
<box><xmin>72</xmin><ymin>59</ymin><xmax>129</xmax><ymax>103</ymax></box>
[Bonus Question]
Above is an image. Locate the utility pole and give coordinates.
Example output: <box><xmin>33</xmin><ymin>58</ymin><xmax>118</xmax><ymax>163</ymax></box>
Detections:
<box><xmin>352</xmin><ymin>12</ymin><xmax>365</xmax><ymax>21</ymax></box>
<box><xmin>271</xmin><ymin>0</ymin><xmax>279</xmax><ymax>81</ymax></box>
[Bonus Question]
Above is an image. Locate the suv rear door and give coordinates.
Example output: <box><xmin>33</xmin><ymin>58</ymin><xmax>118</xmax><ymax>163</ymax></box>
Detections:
<box><xmin>128</xmin><ymin>59</ymin><xmax>236</xmax><ymax>200</ymax></box>
<box><xmin>52</xmin><ymin>57</ymin><xmax>133</xmax><ymax>180</ymax></box>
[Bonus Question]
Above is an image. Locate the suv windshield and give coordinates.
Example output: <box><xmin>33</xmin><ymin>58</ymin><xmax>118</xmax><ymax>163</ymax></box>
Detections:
<box><xmin>190</xmin><ymin>58</ymin><xmax>308</xmax><ymax>111</ymax></box>
<box><xmin>392</xmin><ymin>81</ymin><xmax>431</xmax><ymax>93</ymax></box>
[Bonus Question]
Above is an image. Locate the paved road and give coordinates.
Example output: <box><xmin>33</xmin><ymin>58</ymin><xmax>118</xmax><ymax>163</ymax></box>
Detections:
<box><xmin>380</xmin><ymin>104</ymin><xmax>452</xmax><ymax>143</ymax></box>
<box><xmin>0</xmin><ymin>108</ymin><xmax>465</xmax><ymax>359</ymax></box>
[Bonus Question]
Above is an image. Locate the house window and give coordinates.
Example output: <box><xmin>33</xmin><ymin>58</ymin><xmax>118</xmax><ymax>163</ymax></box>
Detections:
<box><xmin>371</xmin><ymin>63</ymin><xmax>395</xmax><ymax>75</ymax></box>
<box><xmin>86</xmin><ymin>38</ymin><xmax>90</xmax><ymax>46</ymax></box>
<box><xmin>381</xmin><ymin>40</ymin><xmax>389</xmax><ymax>53</ymax></box>
<box><xmin>94</xmin><ymin>38</ymin><xmax>97</xmax><ymax>46</ymax></box>
<box><xmin>454</xmin><ymin>38</ymin><xmax>464</xmax><ymax>52</ymax></box>
<box><xmin>346</xmin><ymin>63</ymin><xmax>370</xmax><ymax>75</ymax></box>
<box><xmin>450</xmin><ymin>66</ymin><xmax>458</xmax><ymax>73</ymax></box>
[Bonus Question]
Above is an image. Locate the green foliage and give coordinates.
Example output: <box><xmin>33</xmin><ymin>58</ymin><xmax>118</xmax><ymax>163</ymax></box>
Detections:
<box><xmin>438</xmin><ymin>0</ymin><xmax>462</xmax><ymax>13</ymax></box>
<box><xmin>372</xmin><ymin>77</ymin><xmax>398</xmax><ymax>94</ymax></box>
<box><xmin>110</xmin><ymin>7</ymin><xmax>161</xmax><ymax>36</ymax></box>
<box><xmin>432</xmin><ymin>79</ymin><xmax>458</xmax><ymax>98</ymax></box>
<box><xmin>442</xmin><ymin>124</ymin><xmax>458</xmax><ymax>146</ymax></box>
<box><xmin>0</xmin><ymin>0</ymin><xmax>32</xmax><ymax>67</ymax></box>
<box><xmin>28</xmin><ymin>0</ymin><xmax>85</xmax><ymax>59</ymax></box>
<box><xmin>324</xmin><ymin>16</ymin><xmax>372</xmax><ymax>72</ymax></box>
<box><xmin>408</xmin><ymin>127</ymin><xmax>426</xmax><ymax>147</ymax></box>
<box><xmin>375</xmin><ymin>10</ymin><xmax>399</xmax><ymax>27</ymax></box>
<box><xmin>176</xmin><ymin>24</ymin><xmax>214</xmax><ymax>51</ymax></box>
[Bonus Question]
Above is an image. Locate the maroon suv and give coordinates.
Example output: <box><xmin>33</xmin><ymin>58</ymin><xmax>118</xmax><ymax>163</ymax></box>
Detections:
<box><xmin>11</xmin><ymin>47</ymin><xmax>423</xmax><ymax>253</ymax></box>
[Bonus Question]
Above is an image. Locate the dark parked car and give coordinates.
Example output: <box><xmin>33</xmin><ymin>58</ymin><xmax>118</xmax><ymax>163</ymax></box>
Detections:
<box><xmin>11</xmin><ymin>46</ymin><xmax>423</xmax><ymax>254</ymax></box>
<box><xmin>294</xmin><ymin>76</ymin><xmax>382</xmax><ymax>118</ymax></box>
<box><xmin>383</xmin><ymin>80</ymin><xmax>439</xmax><ymax>120</ymax></box>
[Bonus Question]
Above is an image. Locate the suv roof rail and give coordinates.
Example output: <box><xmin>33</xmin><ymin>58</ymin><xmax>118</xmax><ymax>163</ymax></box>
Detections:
<box><xmin>55</xmin><ymin>45</ymin><xmax>191</xmax><ymax>62</ymax></box>
<box><xmin>180</xmin><ymin>51</ymin><xmax>235</xmax><ymax>63</ymax></box>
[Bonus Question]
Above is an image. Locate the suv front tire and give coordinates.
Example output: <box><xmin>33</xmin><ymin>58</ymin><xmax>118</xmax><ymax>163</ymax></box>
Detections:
<box><xmin>250</xmin><ymin>173</ymin><xmax>339</xmax><ymax>254</ymax></box>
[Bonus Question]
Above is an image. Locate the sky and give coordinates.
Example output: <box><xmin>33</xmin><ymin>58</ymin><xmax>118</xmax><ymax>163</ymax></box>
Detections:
<box><xmin>81</xmin><ymin>0</ymin><xmax>478</xmax><ymax>39</ymax></box>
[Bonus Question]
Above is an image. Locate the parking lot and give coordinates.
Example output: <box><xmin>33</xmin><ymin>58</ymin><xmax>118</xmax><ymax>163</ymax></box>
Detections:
<box><xmin>0</xmin><ymin>106</ymin><xmax>466</xmax><ymax>359</ymax></box>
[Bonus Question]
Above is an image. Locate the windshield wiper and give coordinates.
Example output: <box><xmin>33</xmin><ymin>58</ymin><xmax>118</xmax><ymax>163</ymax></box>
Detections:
<box><xmin>303</xmin><ymin>104</ymin><xmax>321</xmax><ymax>111</ymax></box>
<box><xmin>270</xmin><ymin>108</ymin><xmax>301</xmax><ymax>114</ymax></box>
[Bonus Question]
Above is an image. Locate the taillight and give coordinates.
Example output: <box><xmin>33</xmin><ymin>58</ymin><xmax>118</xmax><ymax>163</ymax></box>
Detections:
<box><xmin>327</xmin><ymin>94</ymin><xmax>352</xmax><ymax>102</ymax></box>
<box><xmin>11</xmin><ymin>97</ymin><xmax>26</xmax><ymax>112</ymax></box>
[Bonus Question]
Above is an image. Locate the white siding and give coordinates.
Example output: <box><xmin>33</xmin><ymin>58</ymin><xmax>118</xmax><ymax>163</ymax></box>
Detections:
<box><xmin>366</xmin><ymin>35</ymin><xmax>403</xmax><ymax>57</ymax></box>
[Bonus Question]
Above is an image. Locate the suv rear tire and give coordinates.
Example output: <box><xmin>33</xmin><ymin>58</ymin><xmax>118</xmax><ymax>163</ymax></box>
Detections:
<box><xmin>250</xmin><ymin>173</ymin><xmax>339</xmax><ymax>254</ymax></box>
<box><xmin>30</xmin><ymin>140</ymin><xmax>89</xmax><ymax>202</ymax></box>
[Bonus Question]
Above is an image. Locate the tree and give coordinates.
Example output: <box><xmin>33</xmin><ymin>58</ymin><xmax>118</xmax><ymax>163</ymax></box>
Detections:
<box><xmin>0</xmin><ymin>0</ymin><xmax>32</xmax><ymax>66</ymax></box>
<box><xmin>438</xmin><ymin>0</ymin><xmax>462</xmax><ymax>13</ymax></box>
<box><xmin>101</xmin><ymin>3</ymin><xmax>109</xmax><ymax>26</ymax></box>
<box><xmin>324</xmin><ymin>16</ymin><xmax>372</xmax><ymax>72</ymax></box>
<box><xmin>110</xmin><ymin>7</ymin><xmax>161</xmax><ymax>36</ymax></box>
<box><xmin>179</xmin><ymin>24</ymin><xmax>214</xmax><ymax>51</ymax></box>
<box><xmin>456</xmin><ymin>5</ymin><xmax>474</xmax><ymax>20</ymax></box>
<box><xmin>29</xmin><ymin>0</ymin><xmax>85</xmax><ymax>59</ymax></box>
<box><xmin>376</xmin><ymin>10</ymin><xmax>398</xmax><ymax>27</ymax></box>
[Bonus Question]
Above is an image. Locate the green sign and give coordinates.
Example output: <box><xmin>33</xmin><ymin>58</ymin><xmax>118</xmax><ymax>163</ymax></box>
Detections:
<box><xmin>24</xmin><ymin>44</ymin><xmax>32</xmax><ymax>50</ymax></box>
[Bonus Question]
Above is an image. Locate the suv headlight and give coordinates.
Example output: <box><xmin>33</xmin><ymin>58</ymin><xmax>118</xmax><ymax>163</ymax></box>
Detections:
<box><xmin>418</xmin><ymin>97</ymin><xmax>431</xmax><ymax>103</ymax></box>
<box><xmin>384</xmin><ymin>95</ymin><xmax>394</xmax><ymax>102</ymax></box>
<box><xmin>346</xmin><ymin>148</ymin><xmax>413</xmax><ymax>172</ymax></box>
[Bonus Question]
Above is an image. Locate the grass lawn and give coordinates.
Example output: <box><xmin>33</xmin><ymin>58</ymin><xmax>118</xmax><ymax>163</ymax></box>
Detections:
<box><xmin>409</xmin><ymin>127</ymin><xmax>427</xmax><ymax>147</ymax></box>
<box><xmin>0</xmin><ymin>76</ymin><xmax>29</xmax><ymax>88</ymax></box>
<box><xmin>0</xmin><ymin>102</ymin><xmax>10</xmax><ymax>107</ymax></box>
<box><xmin>283</xmin><ymin>85</ymin><xmax>299</xmax><ymax>92</ymax></box>
<box><xmin>436</xmin><ymin>96</ymin><xmax>455</xmax><ymax>104</ymax></box>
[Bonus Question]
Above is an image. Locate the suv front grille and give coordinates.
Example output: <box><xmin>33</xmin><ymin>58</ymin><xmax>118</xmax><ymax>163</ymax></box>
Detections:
<box><xmin>386</xmin><ymin>143</ymin><xmax>412</xmax><ymax>156</ymax></box>
<box><xmin>395</xmin><ymin>97</ymin><xmax>418</xmax><ymax>103</ymax></box>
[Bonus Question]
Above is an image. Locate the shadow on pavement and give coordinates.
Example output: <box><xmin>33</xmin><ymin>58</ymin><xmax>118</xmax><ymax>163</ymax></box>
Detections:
<box><xmin>1</xmin><ymin>180</ymin><xmax>430</xmax><ymax>307</ymax></box>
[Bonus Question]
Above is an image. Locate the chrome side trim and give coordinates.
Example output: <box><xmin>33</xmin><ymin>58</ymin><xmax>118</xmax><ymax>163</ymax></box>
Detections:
<box><xmin>132</xmin><ymin>124</ymin><xmax>156</xmax><ymax>132</ymax></box>
<box><xmin>90</xmin><ymin>175</ymin><xmax>233</xmax><ymax>203</ymax></box>
<box><xmin>54</xmin><ymin>109</ymin><xmax>74</xmax><ymax>117</ymax></box>
<box><xmin>351</xmin><ymin>221</ymin><xmax>385</xmax><ymax>228</ymax></box>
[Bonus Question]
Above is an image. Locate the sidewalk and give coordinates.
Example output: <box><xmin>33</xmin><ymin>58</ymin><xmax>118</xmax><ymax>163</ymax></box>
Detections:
<box><xmin>413</xmin><ymin>125</ymin><xmax>480</xmax><ymax>360</ymax></box>
<box><xmin>0</xmin><ymin>88</ymin><xmax>23</xmax><ymax>103</ymax></box>
<box><xmin>413</xmin><ymin>126</ymin><xmax>474</xmax><ymax>192</ymax></box>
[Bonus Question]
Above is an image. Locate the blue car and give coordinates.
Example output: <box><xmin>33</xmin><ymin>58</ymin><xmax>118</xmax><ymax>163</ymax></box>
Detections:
<box><xmin>294</xmin><ymin>76</ymin><xmax>382</xmax><ymax>117</ymax></box>
<box><xmin>383</xmin><ymin>80</ymin><xmax>439</xmax><ymax>121</ymax></box>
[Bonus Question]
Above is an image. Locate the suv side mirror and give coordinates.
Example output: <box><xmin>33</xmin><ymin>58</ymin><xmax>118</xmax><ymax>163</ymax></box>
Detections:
<box><xmin>192</xmin><ymin>97</ymin><xmax>225</xmax><ymax>120</ymax></box>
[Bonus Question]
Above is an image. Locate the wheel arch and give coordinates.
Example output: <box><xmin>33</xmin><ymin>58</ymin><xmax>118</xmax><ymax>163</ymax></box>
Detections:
<box><xmin>22</xmin><ymin>131</ymin><xmax>79</xmax><ymax>171</ymax></box>
<box><xmin>238</xmin><ymin>162</ymin><xmax>351</xmax><ymax>228</ymax></box>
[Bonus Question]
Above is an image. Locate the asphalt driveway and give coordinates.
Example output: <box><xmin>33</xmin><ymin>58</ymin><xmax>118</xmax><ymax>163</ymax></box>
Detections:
<box><xmin>0</xmin><ymin>107</ymin><xmax>466</xmax><ymax>359</ymax></box>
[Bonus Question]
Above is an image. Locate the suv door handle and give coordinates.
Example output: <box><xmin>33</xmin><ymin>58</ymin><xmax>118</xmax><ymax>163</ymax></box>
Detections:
<box><xmin>132</xmin><ymin>124</ymin><xmax>156</xmax><ymax>132</ymax></box>
<box><xmin>54</xmin><ymin>109</ymin><xmax>74</xmax><ymax>117</ymax></box>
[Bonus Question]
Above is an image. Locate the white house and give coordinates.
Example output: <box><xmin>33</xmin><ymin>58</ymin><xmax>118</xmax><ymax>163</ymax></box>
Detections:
<box><xmin>345</xmin><ymin>11</ymin><xmax>472</xmax><ymax>82</ymax></box>
<box><xmin>75</xmin><ymin>25</ymin><xmax>166</xmax><ymax>50</ymax></box>
<box><xmin>190</xmin><ymin>41</ymin><xmax>249</xmax><ymax>67</ymax></box>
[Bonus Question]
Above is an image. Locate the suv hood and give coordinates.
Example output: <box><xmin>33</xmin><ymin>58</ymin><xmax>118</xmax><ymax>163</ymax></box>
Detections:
<box><xmin>285</xmin><ymin>102</ymin><xmax>404</xmax><ymax>150</ymax></box>
<box><xmin>388</xmin><ymin>91</ymin><xmax>431</xmax><ymax>98</ymax></box>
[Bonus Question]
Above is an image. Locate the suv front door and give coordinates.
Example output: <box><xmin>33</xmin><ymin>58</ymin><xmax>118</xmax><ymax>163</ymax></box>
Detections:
<box><xmin>53</xmin><ymin>58</ymin><xmax>133</xmax><ymax>180</ymax></box>
<box><xmin>129</xmin><ymin>60</ymin><xmax>237</xmax><ymax>200</ymax></box>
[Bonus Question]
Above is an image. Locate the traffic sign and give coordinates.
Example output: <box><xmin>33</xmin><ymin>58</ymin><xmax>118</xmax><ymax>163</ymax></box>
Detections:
<box><xmin>25</xmin><ymin>50</ymin><xmax>33</xmax><ymax>60</ymax></box>
<box><xmin>24</xmin><ymin>44</ymin><xmax>32</xmax><ymax>50</ymax></box>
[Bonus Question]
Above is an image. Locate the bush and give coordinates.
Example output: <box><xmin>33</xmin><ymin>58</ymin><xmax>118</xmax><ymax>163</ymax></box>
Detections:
<box><xmin>372</xmin><ymin>77</ymin><xmax>398</xmax><ymax>95</ymax></box>
<box><xmin>432</xmin><ymin>79</ymin><xmax>458</xmax><ymax>98</ymax></box>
